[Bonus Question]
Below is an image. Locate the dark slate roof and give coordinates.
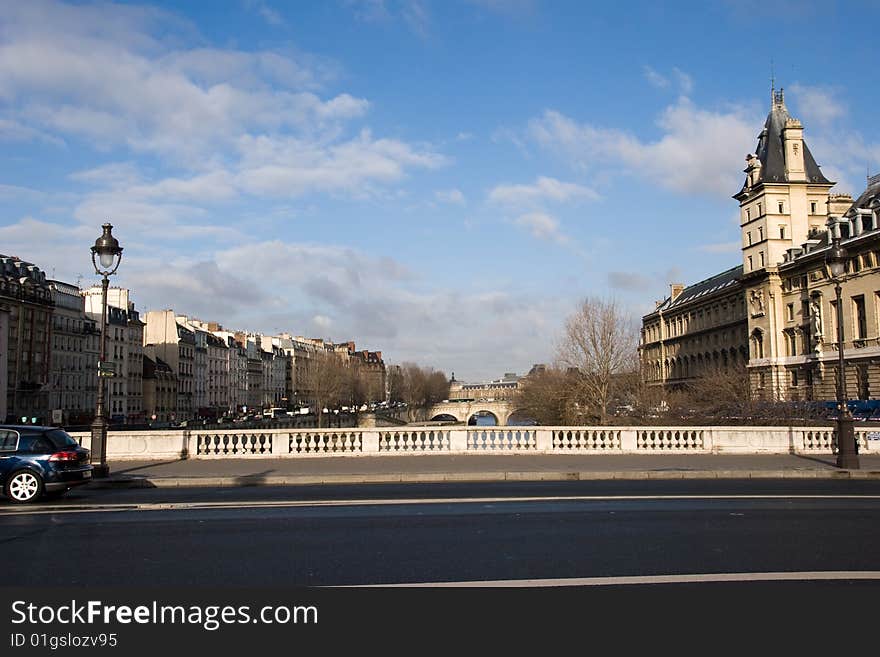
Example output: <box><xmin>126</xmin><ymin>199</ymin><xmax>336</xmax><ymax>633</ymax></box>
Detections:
<box><xmin>737</xmin><ymin>91</ymin><xmax>831</xmax><ymax>195</ymax></box>
<box><xmin>654</xmin><ymin>265</ymin><xmax>743</xmax><ymax>313</ymax></box>
<box><xmin>845</xmin><ymin>175</ymin><xmax>880</xmax><ymax>217</ymax></box>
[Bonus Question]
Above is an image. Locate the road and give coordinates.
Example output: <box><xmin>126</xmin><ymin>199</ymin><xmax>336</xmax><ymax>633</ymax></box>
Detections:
<box><xmin>3</xmin><ymin>480</ymin><xmax>880</xmax><ymax>587</ymax></box>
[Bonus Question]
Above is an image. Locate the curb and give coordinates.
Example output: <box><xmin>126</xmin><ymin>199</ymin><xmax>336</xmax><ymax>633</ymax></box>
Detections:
<box><xmin>86</xmin><ymin>469</ymin><xmax>880</xmax><ymax>489</ymax></box>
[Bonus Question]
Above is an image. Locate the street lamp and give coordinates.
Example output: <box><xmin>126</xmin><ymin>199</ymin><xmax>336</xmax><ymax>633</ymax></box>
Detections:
<box><xmin>825</xmin><ymin>235</ymin><xmax>860</xmax><ymax>469</ymax></box>
<box><xmin>90</xmin><ymin>223</ymin><xmax>123</xmax><ymax>478</ymax></box>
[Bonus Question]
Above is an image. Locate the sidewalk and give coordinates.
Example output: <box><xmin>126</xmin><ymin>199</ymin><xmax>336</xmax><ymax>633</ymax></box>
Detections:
<box><xmin>93</xmin><ymin>453</ymin><xmax>880</xmax><ymax>488</ymax></box>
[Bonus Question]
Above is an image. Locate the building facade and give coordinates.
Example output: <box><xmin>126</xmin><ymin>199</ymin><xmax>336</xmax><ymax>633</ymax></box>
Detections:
<box><xmin>641</xmin><ymin>88</ymin><xmax>880</xmax><ymax>405</ymax></box>
<box><xmin>48</xmin><ymin>280</ymin><xmax>97</xmax><ymax>425</ymax></box>
<box><xmin>142</xmin><ymin>355</ymin><xmax>178</xmax><ymax>424</ymax></box>
<box><xmin>1</xmin><ymin>256</ymin><xmax>54</xmax><ymax>424</ymax></box>
<box><xmin>449</xmin><ymin>373</ymin><xmax>521</xmax><ymax>401</ymax></box>
<box><xmin>84</xmin><ymin>286</ymin><xmax>144</xmax><ymax>425</ymax></box>
<box><xmin>143</xmin><ymin>310</ymin><xmax>195</xmax><ymax>421</ymax></box>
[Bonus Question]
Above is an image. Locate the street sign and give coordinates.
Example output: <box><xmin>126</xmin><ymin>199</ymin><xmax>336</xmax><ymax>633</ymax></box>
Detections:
<box><xmin>98</xmin><ymin>361</ymin><xmax>117</xmax><ymax>377</ymax></box>
<box><xmin>52</xmin><ymin>409</ymin><xmax>63</xmax><ymax>424</ymax></box>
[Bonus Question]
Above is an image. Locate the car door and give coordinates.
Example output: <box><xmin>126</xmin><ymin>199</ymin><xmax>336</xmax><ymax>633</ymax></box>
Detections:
<box><xmin>0</xmin><ymin>430</ymin><xmax>21</xmax><ymax>477</ymax></box>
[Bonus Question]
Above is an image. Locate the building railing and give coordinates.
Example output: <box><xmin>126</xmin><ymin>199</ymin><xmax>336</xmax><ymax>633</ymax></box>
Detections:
<box><xmin>67</xmin><ymin>424</ymin><xmax>880</xmax><ymax>460</ymax></box>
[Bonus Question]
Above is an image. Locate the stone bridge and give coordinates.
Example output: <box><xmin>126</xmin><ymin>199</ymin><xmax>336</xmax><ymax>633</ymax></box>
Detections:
<box><xmin>427</xmin><ymin>400</ymin><xmax>521</xmax><ymax>425</ymax></box>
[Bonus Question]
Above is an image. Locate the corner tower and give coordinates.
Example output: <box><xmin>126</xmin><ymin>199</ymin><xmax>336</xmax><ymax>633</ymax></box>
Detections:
<box><xmin>733</xmin><ymin>89</ymin><xmax>835</xmax><ymax>274</ymax></box>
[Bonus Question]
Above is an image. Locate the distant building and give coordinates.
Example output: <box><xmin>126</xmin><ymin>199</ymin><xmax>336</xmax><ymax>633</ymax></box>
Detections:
<box><xmin>142</xmin><ymin>355</ymin><xmax>177</xmax><ymax>424</ymax></box>
<box><xmin>1</xmin><ymin>255</ymin><xmax>54</xmax><ymax>424</ymax></box>
<box><xmin>641</xmin><ymin>89</ymin><xmax>880</xmax><ymax>403</ymax></box>
<box><xmin>48</xmin><ymin>280</ymin><xmax>98</xmax><ymax>425</ymax></box>
<box><xmin>449</xmin><ymin>372</ymin><xmax>520</xmax><ymax>401</ymax></box>
<box><xmin>84</xmin><ymin>286</ymin><xmax>144</xmax><ymax>425</ymax></box>
<box><xmin>143</xmin><ymin>310</ymin><xmax>195</xmax><ymax>421</ymax></box>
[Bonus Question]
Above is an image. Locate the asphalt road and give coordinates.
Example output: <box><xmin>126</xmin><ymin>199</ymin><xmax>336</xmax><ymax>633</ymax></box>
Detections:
<box><xmin>3</xmin><ymin>480</ymin><xmax>880</xmax><ymax>587</ymax></box>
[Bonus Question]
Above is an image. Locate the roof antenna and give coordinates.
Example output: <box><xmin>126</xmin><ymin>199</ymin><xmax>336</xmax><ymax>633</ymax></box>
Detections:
<box><xmin>770</xmin><ymin>59</ymin><xmax>775</xmax><ymax>103</ymax></box>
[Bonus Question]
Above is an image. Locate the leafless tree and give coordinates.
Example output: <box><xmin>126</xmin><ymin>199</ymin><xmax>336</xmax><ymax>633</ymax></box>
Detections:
<box><xmin>391</xmin><ymin>362</ymin><xmax>449</xmax><ymax>421</ymax></box>
<box><xmin>300</xmin><ymin>351</ymin><xmax>348</xmax><ymax>428</ymax></box>
<box><xmin>513</xmin><ymin>366</ymin><xmax>578</xmax><ymax>425</ymax></box>
<box><xmin>557</xmin><ymin>297</ymin><xmax>639</xmax><ymax>424</ymax></box>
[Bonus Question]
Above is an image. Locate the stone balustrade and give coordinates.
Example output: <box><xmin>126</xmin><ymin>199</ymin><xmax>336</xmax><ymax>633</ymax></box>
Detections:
<box><xmin>67</xmin><ymin>425</ymin><xmax>880</xmax><ymax>460</ymax></box>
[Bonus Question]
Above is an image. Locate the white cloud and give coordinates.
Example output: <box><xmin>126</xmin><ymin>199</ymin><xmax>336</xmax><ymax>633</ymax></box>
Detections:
<box><xmin>435</xmin><ymin>188</ymin><xmax>466</xmax><ymax>204</ymax></box>
<box><xmin>643</xmin><ymin>66</ymin><xmax>693</xmax><ymax>95</ymax></box>
<box><xmin>672</xmin><ymin>67</ymin><xmax>693</xmax><ymax>95</ymax></box>
<box><xmin>789</xmin><ymin>83</ymin><xmax>846</xmax><ymax>126</ymax></box>
<box><xmin>527</xmin><ymin>98</ymin><xmax>759</xmax><ymax>196</ymax></box>
<box><xmin>514</xmin><ymin>211</ymin><xmax>568</xmax><ymax>244</ymax></box>
<box><xmin>0</xmin><ymin>0</ymin><xmax>440</xmax><ymax>200</ymax></box>
<box><xmin>488</xmin><ymin>176</ymin><xmax>598</xmax><ymax>206</ymax></box>
<box><xmin>643</xmin><ymin>66</ymin><xmax>669</xmax><ymax>89</ymax></box>
<box><xmin>245</xmin><ymin>1</ymin><xmax>285</xmax><ymax>26</ymax></box>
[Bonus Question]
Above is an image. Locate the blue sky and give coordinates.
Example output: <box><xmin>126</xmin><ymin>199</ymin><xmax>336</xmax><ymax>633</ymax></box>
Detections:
<box><xmin>1</xmin><ymin>0</ymin><xmax>879</xmax><ymax>381</ymax></box>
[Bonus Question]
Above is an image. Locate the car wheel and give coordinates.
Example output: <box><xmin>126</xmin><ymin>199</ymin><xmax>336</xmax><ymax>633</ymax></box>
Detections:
<box><xmin>5</xmin><ymin>470</ymin><xmax>44</xmax><ymax>504</ymax></box>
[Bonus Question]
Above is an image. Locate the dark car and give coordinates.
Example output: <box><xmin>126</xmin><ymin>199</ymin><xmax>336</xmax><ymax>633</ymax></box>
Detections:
<box><xmin>0</xmin><ymin>426</ymin><xmax>92</xmax><ymax>504</ymax></box>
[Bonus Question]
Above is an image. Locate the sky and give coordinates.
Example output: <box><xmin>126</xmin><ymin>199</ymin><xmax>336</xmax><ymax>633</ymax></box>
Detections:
<box><xmin>1</xmin><ymin>0</ymin><xmax>879</xmax><ymax>382</ymax></box>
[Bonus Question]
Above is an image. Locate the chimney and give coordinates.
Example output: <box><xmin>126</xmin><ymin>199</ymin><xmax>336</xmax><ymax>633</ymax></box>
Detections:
<box><xmin>670</xmin><ymin>283</ymin><xmax>685</xmax><ymax>301</ymax></box>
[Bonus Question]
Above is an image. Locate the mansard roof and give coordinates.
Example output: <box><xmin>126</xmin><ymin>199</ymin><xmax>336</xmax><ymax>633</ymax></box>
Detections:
<box><xmin>650</xmin><ymin>264</ymin><xmax>743</xmax><ymax>316</ymax></box>
<box><xmin>845</xmin><ymin>173</ymin><xmax>880</xmax><ymax>218</ymax></box>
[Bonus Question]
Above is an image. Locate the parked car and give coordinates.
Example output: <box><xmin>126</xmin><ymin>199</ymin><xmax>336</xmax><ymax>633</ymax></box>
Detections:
<box><xmin>0</xmin><ymin>426</ymin><xmax>92</xmax><ymax>504</ymax></box>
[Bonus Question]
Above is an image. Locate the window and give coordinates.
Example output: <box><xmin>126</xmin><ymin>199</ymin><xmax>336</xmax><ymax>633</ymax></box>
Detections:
<box><xmin>858</xmin><ymin>366</ymin><xmax>870</xmax><ymax>399</ymax></box>
<box><xmin>853</xmin><ymin>295</ymin><xmax>868</xmax><ymax>340</ymax></box>
<box><xmin>747</xmin><ymin>231</ymin><xmax>752</xmax><ymax>246</ymax></box>
<box><xmin>758</xmin><ymin>227</ymin><xmax>764</xmax><ymax>241</ymax></box>
<box><xmin>811</xmin><ymin>201</ymin><xmax>817</xmax><ymax>214</ymax></box>
<box><xmin>760</xmin><ymin>251</ymin><xmax>765</xmax><ymax>267</ymax></box>
<box><xmin>791</xmin><ymin>370</ymin><xmax>798</xmax><ymax>387</ymax></box>
<box><xmin>778</xmin><ymin>202</ymin><xmax>784</xmax><ymax>213</ymax></box>
<box><xmin>780</xmin><ymin>225</ymin><xmax>786</xmax><ymax>239</ymax></box>
<box><xmin>746</xmin><ymin>208</ymin><xmax>751</xmax><ymax>221</ymax></box>
<box><xmin>752</xmin><ymin>330</ymin><xmax>764</xmax><ymax>359</ymax></box>
<box><xmin>787</xmin><ymin>303</ymin><xmax>794</xmax><ymax>322</ymax></box>
<box><xmin>748</xmin><ymin>255</ymin><xmax>753</xmax><ymax>271</ymax></box>
<box><xmin>759</xmin><ymin>372</ymin><xmax>766</xmax><ymax>387</ymax></box>
<box><xmin>757</xmin><ymin>203</ymin><xmax>762</xmax><ymax>215</ymax></box>
<box><xmin>829</xmin><ymin>300</ymin><xmax>839</xmax><ymax>339</ymax></box>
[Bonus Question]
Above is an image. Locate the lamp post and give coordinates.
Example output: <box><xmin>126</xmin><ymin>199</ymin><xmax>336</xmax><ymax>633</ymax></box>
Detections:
<box><xmin>825</xmin><ymin>236</ymin><xmax>860</xmax><ymax>469</ymax></box>
<box><xmin>89</xmin><ymin>223</ymin><xmax>123</xmax><ymax>478</ymax></box>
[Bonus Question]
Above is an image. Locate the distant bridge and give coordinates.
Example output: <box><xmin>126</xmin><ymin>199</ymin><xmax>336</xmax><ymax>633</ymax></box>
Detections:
<box><xmin>427</xmin><ymin>400</ymin><xmax>521</xmax><ymax>425</ymax></box>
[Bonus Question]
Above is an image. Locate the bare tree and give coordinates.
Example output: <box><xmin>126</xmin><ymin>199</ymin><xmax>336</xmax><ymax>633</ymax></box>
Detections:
<box><xmin>391</xmin><ymin>362</ymin><xmax>449</xmax><ymax>421</ymax></box>
<box><xmin>513</xmin><ymin>366</ymin><xmax>577</xmax><ymax>425</ymax></box>
<box><xmin>557</xmin><ymin>297</ymin><xmax>639</xmax><ymax>424</ymax></box>
<box><xmin>300</xmin><ymin>352</ymin><xmax>348</xmax><ymax>428</ymax></box>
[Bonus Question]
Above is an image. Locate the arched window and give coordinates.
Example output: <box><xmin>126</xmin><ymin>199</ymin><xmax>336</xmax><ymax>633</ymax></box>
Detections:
<box><xmin>751</xmin><ymin>329</ymin><xmax>765</xmax><ymax>359</ymax></box>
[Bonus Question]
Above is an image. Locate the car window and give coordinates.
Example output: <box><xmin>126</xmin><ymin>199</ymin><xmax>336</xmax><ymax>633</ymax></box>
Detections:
<box><xmin>46</xmin><ymin>429</ymin><xmax>78</xmax><ymax>449</ymax></box>
<box><xmin>19</xmin><ymin>435</ymin><xmax>54</xmax><ymax>453</ymax></box>
<box><xmin>0</xmin><ymin>430</ymin><xmax>19</xmax><ymax>451</ymax></box>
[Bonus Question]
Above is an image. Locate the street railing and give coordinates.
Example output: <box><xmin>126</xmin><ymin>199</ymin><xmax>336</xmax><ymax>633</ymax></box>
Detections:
<box><xmin>67</xmin><ymin>424</ymin><xmax>880</xmax><ymax>460</ymax></box>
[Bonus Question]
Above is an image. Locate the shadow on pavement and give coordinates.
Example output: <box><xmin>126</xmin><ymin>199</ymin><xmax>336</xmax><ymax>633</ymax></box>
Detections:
<box><xmin>234</xmin><ymin>470</ymin><xmax>275</xmax><ymax>486</ymax></box>
<box><xmin>792</xmin><ymin>453</ymin><xmax>839</xmax><ymax>468</ymax></box>
<box><xmin>112</xmin><ymin>459</ymin><xmax>185</xmax><ymax>474</ymax></box>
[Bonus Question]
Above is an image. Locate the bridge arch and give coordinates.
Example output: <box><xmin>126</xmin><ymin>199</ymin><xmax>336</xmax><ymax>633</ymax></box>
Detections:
<box><xmin>430</xmin><ymin>413</ymin><xmax>460</xmax><ymax>423</ymax></box>
<box><xmin>468</xmin><ymin>410</ymin><xmax>499</xmax><ymax>426</ymax></box>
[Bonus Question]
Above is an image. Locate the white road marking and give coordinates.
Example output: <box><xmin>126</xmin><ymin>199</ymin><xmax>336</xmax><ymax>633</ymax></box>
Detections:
<box><xmin>2</xmin><ymin>493</ymin><xmax>880</xmax><ymax>516</ymax></box>
<box><xmin>351</xmin><ymin>571</ymin><xmax>880</xmax><ymax>587</ymax></box>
